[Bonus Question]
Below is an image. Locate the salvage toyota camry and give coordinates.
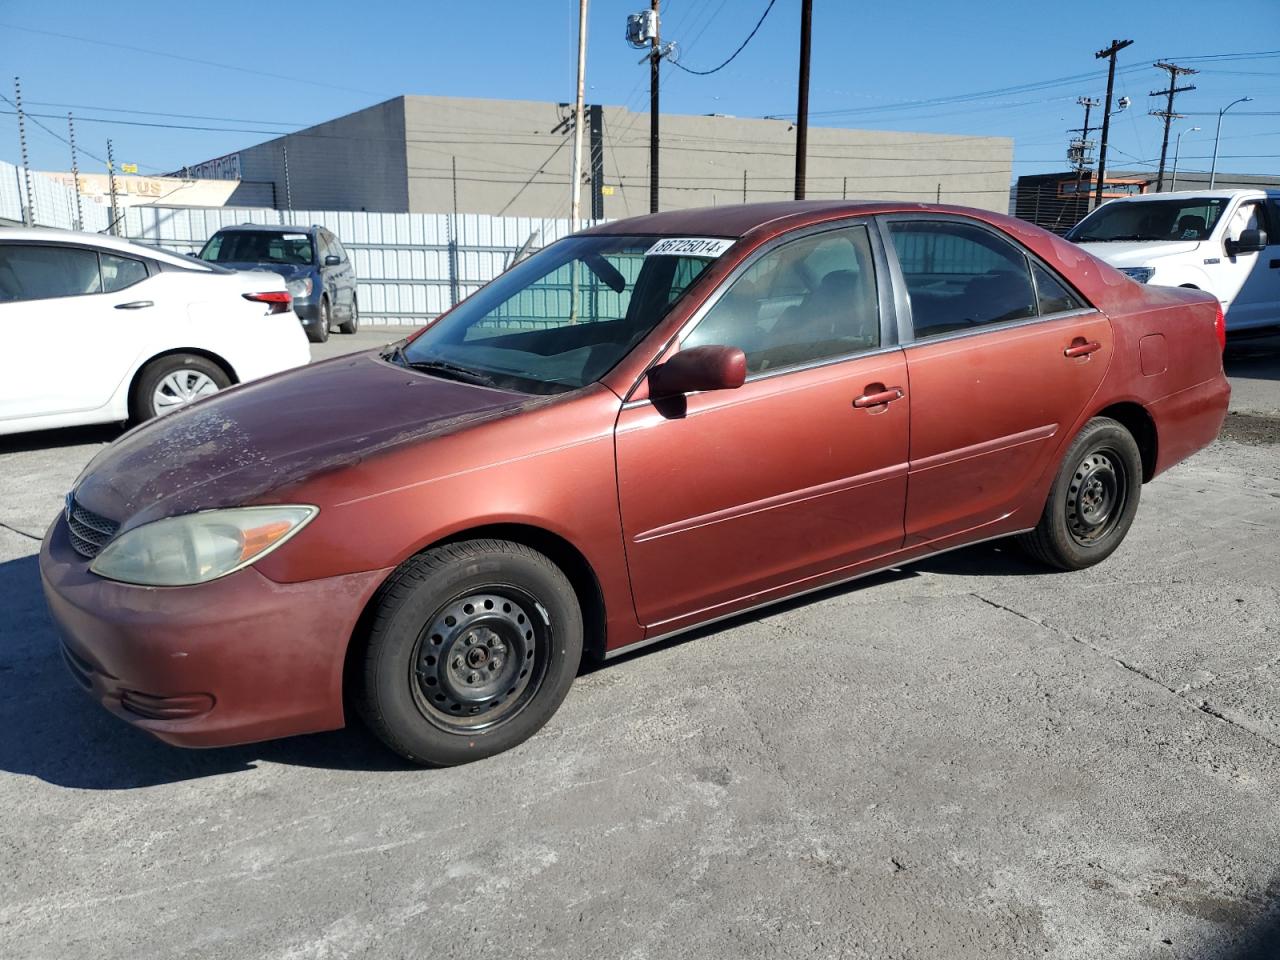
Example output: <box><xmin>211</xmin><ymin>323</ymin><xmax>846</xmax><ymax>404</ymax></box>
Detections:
<box><xmin>40</xmin><ymin>202</ymin><xmax>1230</xmax><ymax>766</ymax></box>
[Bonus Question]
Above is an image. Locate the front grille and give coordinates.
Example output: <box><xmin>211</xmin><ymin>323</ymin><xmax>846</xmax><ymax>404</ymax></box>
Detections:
<box><xmin>66</xmin><ymin>497</ymin><xmax>120</xmax><ymax>560</ymax></box>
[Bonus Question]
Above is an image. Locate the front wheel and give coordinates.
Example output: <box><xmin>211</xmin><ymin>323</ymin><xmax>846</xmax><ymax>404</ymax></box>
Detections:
<box><xmin>356</xmin><ymin>539</ymin><xmax>583</xmax><ymax>766</ymax></box>
<box><xmin>306</xmin><ymin>297</ymin><xmax>331</xmax><ymax>344</ymax></box>
<box><xmin>337</xmin><ymin>294</ymin><xmax>359</xmax><ymax>335</ymax></box>
<box><xmin>1018</xmin><ymin>416</ymin><xmax>1143</xmax><ymax>571</ymax></box>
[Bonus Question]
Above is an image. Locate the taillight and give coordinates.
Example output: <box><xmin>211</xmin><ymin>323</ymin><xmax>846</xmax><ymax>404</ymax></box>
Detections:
<box><xmin>243</xmin><ymin>291</ymin><xmax>292</xmax><ymax>315</ymax></box>
<box><xmin>1213</xmin><ymin>303</ymin><xmax>1226</xmax><ymax>352</ymax></box>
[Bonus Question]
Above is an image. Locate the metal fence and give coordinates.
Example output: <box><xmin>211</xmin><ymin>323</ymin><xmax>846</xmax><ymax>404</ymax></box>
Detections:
<box><xmin>1</xmin><ymin>160</ymin><xmax>110</xmax><ymax>231</ymax></box>
<box><xmin>123</xmin><ymin>206</ymin><xmax>593</xmax><ymax>326</ymax></box>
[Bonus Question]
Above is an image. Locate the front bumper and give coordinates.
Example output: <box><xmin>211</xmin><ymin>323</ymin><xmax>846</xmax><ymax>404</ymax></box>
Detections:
<box><xmin>293</xmin><ymin>299</ymin><xmax>323</xmax><ymax>327</ymax></box>
<box><xmin>39</xmin><ymin>515</ymin><xmax>391</xmax><ymax>748</ymax></box>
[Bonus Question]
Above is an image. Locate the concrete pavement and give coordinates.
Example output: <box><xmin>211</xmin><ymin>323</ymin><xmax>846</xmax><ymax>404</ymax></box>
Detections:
<box><xmin>1</xmin><ymin>328</ymin><xmax>1279</xmax><ymax>959</ymax></box>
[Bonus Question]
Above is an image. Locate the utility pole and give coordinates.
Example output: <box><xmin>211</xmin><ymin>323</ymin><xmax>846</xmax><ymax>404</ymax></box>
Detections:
<box><xmin>106</xmin><ymin>138</ymin><xmax>119</xmax><ymax>236</ymax></box>
<box><xmin>649</xmin><ymin>0</ymin><xmax>661</xmax><ymax>213</ymax></box>
<box><xmin>1067</xmin><ymin>96</ymin><xmax>1100</xmax><ymax>222</ymax></box>
<box><xmin>1149</xmin><ymin>61</ymin><xmax>1197</xmax><ymax>192</ymax></box>
<box><xmin>570</xmin><ymin>0</ymin><xmax>589</xmax><ymax>224</ymax></box>
<box><xmin>742</xmin><ymin>169</ymin><xmax>747</xmax><ymax>203</ymax></box>
<box><xmin>67</xmin><ymin>112</ymin><xmax>83</xmax><ymax>230</ymax></box>
<box><xmin>794</xmin><ymin>0</ymin><xmax>813</xmax><ymax>200</ymax></box>
<box><xmin>14</xmin><ymin>77</ymin><xmax>34</xmax><ymax>226</ymax></box>
<box><xmin>1093</xmin><ymin>38</ymin><xmax>1133</xmax><ymax>210</ymax></box>
<box><xmin>588</xmin><ymin>104</ymin><xmax>605</xmax><ymax>219</ymax></box>
<box><xmin>842</xmin><ymin>176</ymin><xmax>847</xmax><ymax>200</ymax></box>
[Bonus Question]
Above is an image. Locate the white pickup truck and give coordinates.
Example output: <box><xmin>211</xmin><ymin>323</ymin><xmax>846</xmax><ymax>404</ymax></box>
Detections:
<box><xmin>1065</xmin><ymin>188</ymin><xmax>1280</xmax><ymax>332</ymax></box>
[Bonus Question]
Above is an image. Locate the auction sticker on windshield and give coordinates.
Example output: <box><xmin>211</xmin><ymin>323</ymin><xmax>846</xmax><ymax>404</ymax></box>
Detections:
<box><xmin>645</xmin><ymin>237</ymin><xmax>735</xmax><ymax>258</ymax></box>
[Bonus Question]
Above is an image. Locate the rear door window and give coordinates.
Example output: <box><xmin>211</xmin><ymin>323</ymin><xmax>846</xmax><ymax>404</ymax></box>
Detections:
<box><xmin>0</xmin><ymin>244</ymin><xmax>102</xmax><ymax>302</ymax></box>
<box><xmin>887</xmin><ymin>220</ymin><xmax>1038</xmax><ymax>340</ymax></box>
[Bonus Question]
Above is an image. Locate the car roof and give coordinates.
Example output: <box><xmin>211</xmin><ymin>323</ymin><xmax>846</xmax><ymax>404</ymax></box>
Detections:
<box><xmin>1099</xmin><ymin>188</ymin><xmax>1277</xmax><ymax>203</ymax></box>
<box><xmin>214</xmin><ymin>223</ymin><xmax>319</xmax><ymax>233</ymax></box>
<box><xmin>0</xmin><ymin>226</ymin><xmax>211</xmax><ymax>269</ymax></box>
<box><xmin>581</xmin><ymin>200</ymin><xmax>974</xmax><ymax>240</ymax></box>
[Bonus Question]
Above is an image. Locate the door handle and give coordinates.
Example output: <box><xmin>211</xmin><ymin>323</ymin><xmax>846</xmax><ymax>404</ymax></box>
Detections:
<box><xmin>1064</xmin><ymin>339</ymin><xmax>1101</xmax><ymax>358</ymax></box>
<box><xmin>115</xmin><ymin>300</ymin><xmax>154</xmax><ymax>310</ymax></box>
<box><xmin>853</xmin><ymin>385</ymin><xmax>904</xmax><ymax>408</ymax></box>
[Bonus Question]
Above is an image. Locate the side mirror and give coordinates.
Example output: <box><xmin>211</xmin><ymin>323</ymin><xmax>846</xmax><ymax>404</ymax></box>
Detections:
<box><xmin>324</xmin><ymin>254</ymin><xmax>342</xmax><ymax>266</ymax></box>
<box><xmin>648</xmin><ymin>344</ymin><xmax>747</xmax><ymax>398</ymax></box>
<box><xmin>1226</xmin><ymin>228</ymin><xmax>1267</xmax><ymax>257</ymax></box>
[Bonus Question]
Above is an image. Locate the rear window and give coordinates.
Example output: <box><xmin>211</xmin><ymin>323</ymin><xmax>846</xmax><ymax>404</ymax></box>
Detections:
<box><xmin>200</xmin><ymin>231</ymin><xmax>315</xmax><ymax>266</ymax></box>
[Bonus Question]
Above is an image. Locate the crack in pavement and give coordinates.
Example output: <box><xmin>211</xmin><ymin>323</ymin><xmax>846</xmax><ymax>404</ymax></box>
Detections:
<box><xmin>969</xmin><ymin>591</ymin><xmax>1280</xmax><ymax>752</ymax></box>
<box><xmin>0</xmin><ymin>521</ymin><xmax>40</xmax><ymax>542</ymax></box>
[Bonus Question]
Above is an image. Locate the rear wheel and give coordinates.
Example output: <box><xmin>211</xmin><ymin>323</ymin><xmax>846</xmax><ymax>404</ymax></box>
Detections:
<box><xmin>356</xmin><ymin>539</ymin><xmax>583</xmax><ymax>766</ymax></box>
<box><xmin>1018</xmin><ymin>416</ymin><xmax>1142</xmax><ymax>570</ymax></box>
<box><xmin>130</xmin><ymin>354</ymin><xmax>230</xmax><ymax>423</ymax></box>
<box><xmin>337</xmin><ymin>294</ymin><xmax>359</xmax><ymax>335</ymax></box>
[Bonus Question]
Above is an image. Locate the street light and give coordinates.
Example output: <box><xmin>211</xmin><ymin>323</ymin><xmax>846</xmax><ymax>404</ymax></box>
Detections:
<box><xmin>1170</xmin><ymin>125</ymin><xmax>1201</xmax><ymax>192</ymax></box>
<box><xmin>1210</xmin><ymin>97</ymin><xmax>1252</xmax><ymax>189</ymax></box>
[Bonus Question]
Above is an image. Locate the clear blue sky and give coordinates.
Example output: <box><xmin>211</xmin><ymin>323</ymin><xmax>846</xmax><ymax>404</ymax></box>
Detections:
<box><xmin>2</xmin><ymin>0</ymin><xmax>1278</xmax><ymax>185</ymax></box>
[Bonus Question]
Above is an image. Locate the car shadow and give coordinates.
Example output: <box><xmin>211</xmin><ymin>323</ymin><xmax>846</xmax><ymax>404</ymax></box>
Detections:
<box><xmin>0</xmin><ymin>554</ymin><xmax>414</xmax><ymax>790</ymax></box>
<box><xmin>0</xmin><ymin>423</ymin><xmax>123</xmax><ymax>455</ymax></box>
<box><xmin>1225</xmin><ymin>330</ymin><xmax>1280</xmax><ymax>383</ymax></box>
<box><xmin>2</xmin><ymin>539</ymin><xmax>1054</xmax><ymax>789</ymax></box>
<box><xmin>590</xmin><ymin>540</ymin><xmax>1057</xmax><ymax>673</ymax></box>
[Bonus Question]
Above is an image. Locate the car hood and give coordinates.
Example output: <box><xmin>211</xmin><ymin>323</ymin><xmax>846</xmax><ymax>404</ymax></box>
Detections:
<box><xmin>214</xmin><ymin>261</ymin><xmax>312</xmax><ymax>281</ymax></box>
<box><xmin>73</xmin><ymin>353</ymin><xmax>540</xmax><ymax>529</ymax></box>
<box><xmin>1075</xmin><ymin>239</ymin><xmax>1202</xmax><ymax>267</ymax></box>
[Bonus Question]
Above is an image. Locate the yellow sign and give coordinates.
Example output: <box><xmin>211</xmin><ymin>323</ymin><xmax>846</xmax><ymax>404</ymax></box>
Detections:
<box><xmin>120</xmin><ymin>163</ymin><xmax>138</xmax><ymax>174</ymax></box>
<box><xmin>601</xmin><ymin>186</ymin><xmax>615</xmax><ymax>196</ymax></box>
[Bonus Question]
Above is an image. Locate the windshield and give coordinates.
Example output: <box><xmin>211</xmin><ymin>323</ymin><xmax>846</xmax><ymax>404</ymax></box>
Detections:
<box><xmin>1066</xmin><ymin>197</ymin><xmax>1230</xmax><ymax>243</ymax></box>
<box><xmin>395</xmin><ymin>234</ymin><xmax>727</xmax><ymax>394</ymax></box>
<box><xmin>199</xmin><ymin>230</ymin><xmax>315</xmax><ymax>265</ymax></box>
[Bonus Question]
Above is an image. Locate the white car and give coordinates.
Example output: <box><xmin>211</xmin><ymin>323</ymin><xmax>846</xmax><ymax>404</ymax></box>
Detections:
<box><xmin>0</xmin><ymin>228</ymin><xmax>311</xmax><ymax>436</ymax></box>
<box><xmin>1066</xmin><ymin>188</ymin><xmax>1280</xmax><ymax>332</ymax></box>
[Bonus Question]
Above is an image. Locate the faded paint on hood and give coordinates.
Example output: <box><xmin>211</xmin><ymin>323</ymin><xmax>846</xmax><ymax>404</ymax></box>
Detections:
<box><xmin>73</xmin><ymin>351</ymin><xmax>539</xmax><ymax>529</ymax></box>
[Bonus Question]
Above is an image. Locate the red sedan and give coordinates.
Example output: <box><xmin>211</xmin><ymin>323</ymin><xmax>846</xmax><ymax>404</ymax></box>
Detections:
<box><xmin>40</xmin><ymin>202</ymin><xmax>1229</xmax><ymax>765</ymax></box>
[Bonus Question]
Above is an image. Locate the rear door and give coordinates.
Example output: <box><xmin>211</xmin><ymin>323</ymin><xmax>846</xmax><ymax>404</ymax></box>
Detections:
<box><xmin>0</xmin><ymin>242</ymin><xmax>154</xmax><ymax>421</ymax></box>
<box><xmin>881</xmin><ymin>215</ymin><xmax>1112</xmax><ymax>545</ymax></box>
<box><xmin>616</xmin><ymin>221</ymin><xmax>910</xmax><ymax>630</ymax></box>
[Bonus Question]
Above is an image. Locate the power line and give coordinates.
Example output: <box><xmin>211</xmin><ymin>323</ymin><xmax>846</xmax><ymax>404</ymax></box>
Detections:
<box><xmin>669</xmin><ymin>0</ymin><xmax>777</xmax><ymax>75</ymax></box>
<box><xmin>0</xmin><ymin>94</ymin><xmax>108</xmax><ymax>165</ymax></box>
<box><xmin>0</xmin><ymin>22</ymin><xmax>388</xmax><ymax>98</ymax></box>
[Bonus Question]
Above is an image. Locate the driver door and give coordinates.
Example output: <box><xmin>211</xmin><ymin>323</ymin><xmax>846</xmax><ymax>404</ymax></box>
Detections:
<box><xmin>615</xmin><ymin>222</ymin><xmax>909</xmax><ymax>632</ymax></box>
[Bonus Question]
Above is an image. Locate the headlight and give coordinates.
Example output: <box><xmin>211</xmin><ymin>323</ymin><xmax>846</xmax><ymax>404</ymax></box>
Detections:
<box><xmin>287</xmin><ymin>277</ymin><xmax>313</xmax><ymax>298</ymax></box>
<box><xmin>1118</xmin><ymin>266</ymin><xmax>1154</xmax><ymax>284</ymax></box>
<box><xmin>89</xmin><ymin>505</ymin><xmax>317</xmax><ymax>586</ymax></box>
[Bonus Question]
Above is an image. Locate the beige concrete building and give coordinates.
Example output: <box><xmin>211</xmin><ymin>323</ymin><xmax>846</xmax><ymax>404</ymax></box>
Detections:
<box><xmin>184</xmin><ymin>95</ymin><xmax>1013</xmax><ymax>218</ymax></box>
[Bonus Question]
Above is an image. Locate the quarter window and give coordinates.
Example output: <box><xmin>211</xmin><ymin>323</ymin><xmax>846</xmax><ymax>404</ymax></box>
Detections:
<box><xmin>1031</xmin><ymin>262</ymin><xmax>1083</xmax><ymax>315</ymax></box>
<box><xmin>0</xmin><ymin>244</ymin><xmax>102</xmax><ymax>302</ymax></box>
<box><xmin>683</xmin><ymin>224</ymin><xmax>880</xmax><ymax>375</ymax></box>
<box><xmin>888</xmin><ymin>220</ymin><xmax>1037</xmax><ymax>339</ymax></box>
<box><xmin>101</xmin><ymin>253</ymin><xmax>148</xmax><ymax>293</ymax></box>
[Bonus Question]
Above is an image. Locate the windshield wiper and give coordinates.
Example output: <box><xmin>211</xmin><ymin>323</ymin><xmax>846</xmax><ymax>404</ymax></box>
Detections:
<box><xmin>401</xmin><ymin>356</ymin><xmax>499</xmax><ymax>387</ymax></box>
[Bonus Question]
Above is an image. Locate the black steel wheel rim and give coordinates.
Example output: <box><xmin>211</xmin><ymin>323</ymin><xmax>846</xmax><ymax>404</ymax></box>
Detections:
<box><xmin>1065</xmin><ymin>446</ymin><xmax>1127</xmax><ymax>546</ymax></box>
<box><xmin>409</xmin><ymin>588</ymin><xmax>550</xmax><ymax>732</ymax></box>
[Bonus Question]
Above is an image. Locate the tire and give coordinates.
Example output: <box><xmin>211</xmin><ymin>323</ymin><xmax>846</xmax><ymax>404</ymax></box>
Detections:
<box><xmin>337</xmin><ymin>294</ymin><xmax>359</xmax><ymax>335</ymax></box>
<box><xmin>130</xmin><ymin>353</ymin><xmax>231</xmax><ymax>423</ymax></box>
<box><xmin>356</xmin><ymin>539</ymin><xmax>583</xmax><ymax>766</ymax></box>
<box><xmin>306</xmin><ymin>297</ymin><xmax>331</xmax><ymax>344</ymax></box>
<box><xmin>1018</xmin><ymin>416</ymin><xmax>1143</xmax><ymax>571</ymax></box>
